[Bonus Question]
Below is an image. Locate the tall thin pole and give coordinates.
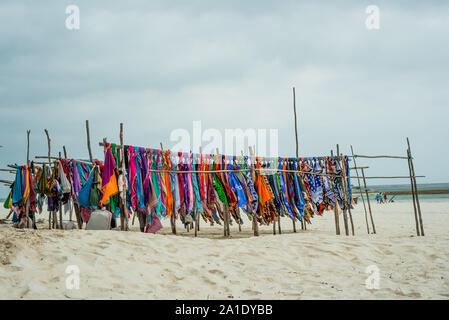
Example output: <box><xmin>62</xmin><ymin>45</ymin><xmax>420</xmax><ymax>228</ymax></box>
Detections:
<box><xmin>44</xmin><ymin>129</ymin><xmax>52</xmax><ymax>229</ymax></box>
<box><xmin>249</xmin><ymin>146</ymin><xmax>259</xmax><ymax>236</ymax></box>
<box><xmin>24</xmin><ymin>130</ymin><xmax>31</xmax><ymax>228</ymax></box>
<box><xmin>360</xmin><ymin>167</ymin><xmax>376</xmax><ymax>234</ymax></box>
<box><xmin>292</xmin><ymin>87</ymin><xmax>298</xmax><ymax>233</ymax></box>
<box><xmin>58</xmin><ymin>151</ymin><xmax>63</xmax><ymax>229</ymax></box>
<box><xmin>350</xmin><ymin>146</ymin><xmax>370</xmax><ymax>234</ymax></box>
<box><xmin>120</xmin><ymin>123</ymin><xmax>128</xmax><ymax>231</ymax></box>
<box><xmin>331</xmin><ymin>150</ymin><xmax>341</xmax><ymax>235</ymax></box>
<box><xmin>407</xmin><ymin>138</ymin><xmax>424</xmax><ymax>236</ymax></box>
<box><xmin>63</xmin><ymin>145</ymin><xmax>74</xmax><ymax>222</ymax></box>
<box><xmin>341</xmin><ymin>153</ymin><xmax>355</xmax><ymax>235</ymax></box>
<box><xmin>26</xmin><ymin>130</ymin><xmax>31</xmax><ymax>166</ymax></box>
<box><xmin>337</xmin><ymin>145</ymin><xmax>349</xmax><ymax>236</ymax></box>
<box><xmin>86</xmin><ymin>120</ymin><xmax>93</xmax><ymax>163</ymax></box>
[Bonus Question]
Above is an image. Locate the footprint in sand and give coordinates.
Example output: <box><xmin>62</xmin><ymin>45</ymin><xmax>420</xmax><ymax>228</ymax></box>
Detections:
<box><xmin>208</xmin><ymin>269</ymin><xmax>225</xmax><ymax>276</ymax></box>
<box><xmin>243</xmin><ymin>289</ymin><xmax>261</xmax><ymax>296</ymax></box>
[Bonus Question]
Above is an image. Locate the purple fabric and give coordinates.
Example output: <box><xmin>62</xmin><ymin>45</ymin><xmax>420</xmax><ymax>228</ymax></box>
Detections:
<box><xmin>72</xmin><ymin>162</ymin><xmax>81</xmax><ymax>197</ymax></box>
<box><xmin>21</xmin><ymin>167</ymin><xmax>26</xmax><ymax>195</ymax></box>
<box><xmin>101</xmin><ymin>144</ymin><xmax>117</xmax><ymax>188</ymax></box>
<box><xmin>139</xmin><ymin>147</ymin><xmax>149</xmax><ymax>205</ymax></box>
<box><xmin>48</xmin><ymin>196</ymin><xmax>58</xmax><ymax>211</ymax></box>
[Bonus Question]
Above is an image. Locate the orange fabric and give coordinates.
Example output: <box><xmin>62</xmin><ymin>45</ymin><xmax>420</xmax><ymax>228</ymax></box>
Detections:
<box><xmin>164</xmin><ymin>150</ymin><xmax>173</xmax><ymax>217</ymax></box>
<box><xmin>100</xmin><ymin>171</ymin><xmax>118</xmax><ymax>204</ymax></box>
<box><xmin>100</xmin><ymin>144</ymin><xmax>118</xmax><ymax>205</ymax></box>
<box><xmin>256</xmin><ymin>162</ymin><xmax>274</xmax><ymax>205</ymax></box>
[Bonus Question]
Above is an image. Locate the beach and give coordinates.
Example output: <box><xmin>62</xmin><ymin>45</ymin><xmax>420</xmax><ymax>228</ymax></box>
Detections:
<box><xmin>1</xmin><ymin>200</ymin><xmax>448</xmax><ymax>300</ymax></box>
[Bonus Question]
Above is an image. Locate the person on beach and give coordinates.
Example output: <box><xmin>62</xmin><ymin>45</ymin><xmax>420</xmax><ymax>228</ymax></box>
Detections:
<box><xmin>384</xmin><ymin>193</ymin><xmax>388</xmax><ymax>204</ymax></box>
<box><xmin>376</xmin><ymin>193</ymin><xmax>380</xmax><ymax>203</ymax></box>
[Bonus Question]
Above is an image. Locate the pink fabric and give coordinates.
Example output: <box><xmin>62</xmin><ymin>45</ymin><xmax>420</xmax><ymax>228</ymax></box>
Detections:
<box><xmin>187</xmin><ymin>153</ymin><xmax>194</xmax><ymax>213</ymax></box>
<box><xmin>127</xmin><ymin>146</ymin><xmax>138</xmax><ymax>211</ymax></box>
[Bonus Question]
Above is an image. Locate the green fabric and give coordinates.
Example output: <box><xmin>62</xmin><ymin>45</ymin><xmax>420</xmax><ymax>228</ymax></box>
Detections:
<box><xmin>37</xmin><ymin>164</ymin><xmax>47</xmax><ymax>195</ymax></box>
<box><xmin>4</xmin><ymin>190</ymin><xmax>11</xmax><ymax>209</ymax></box>
<box><xmin>89</xmin><ymin>166</ymin><xmax>100</xmax><ymax>208</ymax></box>
<box><xmin>109</xmin><ymin>143</ymin><xmax>119</xmax><ymax>213</ymax></box>
<box><xmin>213</xmin><ymin>173</ymin><xmax>229</xmax><ymax>206</ymax></box>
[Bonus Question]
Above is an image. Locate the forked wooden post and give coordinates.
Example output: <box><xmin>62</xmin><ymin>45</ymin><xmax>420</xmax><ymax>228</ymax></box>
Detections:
<box><xmin>58</xmin><ymin>152</ymin><xmax>63</xmax><ymax>229</ymax></box>
<box><xmin>341</xmin><ymin>153</ymin><xmax>355</xmax><ymax>236</ymax></box>
<box><xmin>164</xmin><ymin>142</ymin><xmax>177</xmax><ymax>235</ymax></box>
<box><xmin>292</xmin><ymin>87</ymin><xmax>298</xmax><ymax>233</ymax></box>
<box><xmin>407</xmin><ymin>137</ymin><xmax>424</xmax><ymax>236</ymax></box>
<box><xmin>336</xmin><ymin>145</ymin><xmax>349</xmax><ymax>235</ymax></box>
<box><xmin>350</xmin><ymin>145</ymin><xmax>370</xmax><ymax>234</ymax></box>
<box><xmin>249</xmin><ymin>146</ymin><xmax>259</xmax><ymax>236</ymax></box>
<box><xmin>119</xmin><ymin>123</ymin><xmax>129</xmax><ymax>231</ymax></box>
<box><xmin>44</xmin><ymin>129</ymin><xmax>53</xmax><ymax>229</ymax></box>
<box><xmin>25</xmin><ymin>130</ymin><xmax>31</xmax><ymax>228</ymax></box>
<box><xmin>217</xmin><ymin>148</ymin><xmax>230</xmax><ymax>237</ymax></box>
<box><xmin>331</xmin><ymin>150</ymin><xmax>341</xmax><ymax>235</ymax></box>
<box><xmin>63</xmin><ymin>146</ymin><xmax>73</xmax><ymax>222</ymax></box>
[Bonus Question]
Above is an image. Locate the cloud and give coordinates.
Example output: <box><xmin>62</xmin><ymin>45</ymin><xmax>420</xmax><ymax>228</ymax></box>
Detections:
<box><xmin>1</xmin><ymin>0</ymin><xmax>449</xmax><ymax>196</ymax></box>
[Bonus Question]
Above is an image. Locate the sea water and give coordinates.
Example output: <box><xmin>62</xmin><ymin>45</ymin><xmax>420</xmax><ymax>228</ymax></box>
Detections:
<box><xmin>357</xmin><ymin>183</ymin><xmax>449</xmax><ymax>202</ymax></box>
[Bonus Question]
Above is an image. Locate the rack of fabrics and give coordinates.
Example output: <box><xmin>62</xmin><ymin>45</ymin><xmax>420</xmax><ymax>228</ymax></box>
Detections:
<box><xmin>96</xmin><ymin>141</ymin><xmax>354</xmax><ymax>237</ymax></box>
<box><xmin>3</xmin><ymin>157</ymin><xmax>105</xmax><ymax>230</ymax></box>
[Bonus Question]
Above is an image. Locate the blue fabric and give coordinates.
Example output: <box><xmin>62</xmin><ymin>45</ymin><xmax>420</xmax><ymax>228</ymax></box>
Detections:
<box><xmin>292</xmin><ymin>160</ymin><xmax>306</xmax><ymax>217</ymax></box>
<box><xmin>227</xmin><ymin>163</ymin><xmax>249</xmax><ymax>213</ymax></box>
<box><xmin>278</xmin><ymin>159</ymin><xmax>294</xmax><ymax>219</ymax></box>
<box><xmin>12</xmin><ymin>166</ymin><xmax>23</xmax><ymax>205</ymax></box>
<box><xmin>345</xmin><ymin>156</ymin><xmax>352</xmax><ymax>202</ymax></box>
<box><xmin>191</xmin><ymin>171</ymin><xmax>204</xmax><ymax>215</ymax></box>
<box><xmin>78</xmin><ymin>166</ymin><xmax>94</xmax><ymax>207</ymax></box>
<box><xmin>135</xmin><ymin>151</ymin><xmax>146</xmax><ymax>212</ymax></box>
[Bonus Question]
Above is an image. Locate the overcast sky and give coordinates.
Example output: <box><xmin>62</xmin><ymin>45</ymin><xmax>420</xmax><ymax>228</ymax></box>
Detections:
<box><xmin>1</xmin><ymin>1</ymin><xmax>448</xmax><ymax>197</ymax></box>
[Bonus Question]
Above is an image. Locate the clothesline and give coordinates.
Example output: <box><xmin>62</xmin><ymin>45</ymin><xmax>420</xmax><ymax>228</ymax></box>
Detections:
<box><xmin>98</xmin><ymin>141</ymin><xmax>344</xmax><ymax>162</ymax></box>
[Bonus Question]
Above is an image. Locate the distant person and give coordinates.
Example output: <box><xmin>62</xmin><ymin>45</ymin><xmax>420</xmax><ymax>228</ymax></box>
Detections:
<box><xmin>379</xmin><ymin>192</ymin><xmax>384</xmax><ymax>204</ymax></box>
<box><xmin>384</xmin><ymin>193</ymin><xmax>388</xmax><ymax>204</ymax></box>
<box><xmin>375</xmin><ymin>193</ymin><xmax>380</xmax><ymax>203</ymax></box>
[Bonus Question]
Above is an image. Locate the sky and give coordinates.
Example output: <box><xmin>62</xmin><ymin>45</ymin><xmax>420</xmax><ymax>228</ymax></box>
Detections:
<box><xmin>1</xmin><ymin>0</ymin><xmax>448</xmax><ymax>197</ymax></box>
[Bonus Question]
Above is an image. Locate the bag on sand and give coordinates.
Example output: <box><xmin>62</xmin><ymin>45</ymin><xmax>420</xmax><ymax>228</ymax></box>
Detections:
<box><xmin>85</xmin><ymin>210</ymin><xmax>112</xmax><ymax>230</ymax></box>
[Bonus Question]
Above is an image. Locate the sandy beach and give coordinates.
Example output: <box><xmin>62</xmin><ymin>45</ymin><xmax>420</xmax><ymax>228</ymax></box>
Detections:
<box><xmin>1</xmin><ymin>200</ymin><xmax>448</xmax><ymax>300</ymax></box>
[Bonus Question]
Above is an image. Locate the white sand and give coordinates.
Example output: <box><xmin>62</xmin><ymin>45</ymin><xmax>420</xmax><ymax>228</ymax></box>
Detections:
<box><xmin>1</xmin><ymin>200</ymin><xmax>449</xmax><ymax>300</ymax></box>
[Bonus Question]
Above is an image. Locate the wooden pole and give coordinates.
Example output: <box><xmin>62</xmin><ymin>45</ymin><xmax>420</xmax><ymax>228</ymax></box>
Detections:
<box><xmin>360</xmin><ymin>168</ymin><xmax>376</xmax><ymax>234</ymax></box>
<box><xmin>350</xmin><ymin>146</ymin><xmax>370</xmax><ymax>234</ymax></box>
<box><xmin>26</xmin><ymin>130</ymin><xmax>31</xmax><ymax>166</ymax></box>
<box><xmin>216</xmin><ymin>148</ymin><xmax>230</xmax><ymax>237</ymax></box>
<box><xmin>336</xmin><ymin>145</ymin><xmax>349</xmax><ymax>236</ymax></box>
<box><xmin>44</xmin><ymin>129</ymin><xmax>53</xmax><ymax>229</ymax></box>
<box><xmin>58</xmin><ymin>151</ymin><xmax>63</xmax><ymax>229</ymax></box>
<box><xmin>278</xmin><ymin>215</ymin><xmax>282</xmax><ymax>234</ymax></box>
<box><xmin>86</xmin><ymin>120</ymin><xmax>93</xmax><ymax>163</ymax></box>
<box><xmin>341</xmin><ymin>153</ymin><xmax>355</xmax><ymax>236</ymax></box>
<box><xmin>119</xmin><ymin>123</ymin><xmax>129</xmax><ymax>231</ymax></box>
<box><xmin>249</xmin><ymin>146</ymin><xmax>259</xmax><ymax>236</ymax></box>
<box><xmin>25</xmin><ymin>130</ymin><xmax>31</xmax><ymax>228</ymax></box>
<box><xmin>406</xmin><ymin>148</ymin><xmax>420</xmax><ymax>236</ymax></box>
<box><xmin>331</xmin><ymin>150</ymin><xmax>341</xmax><ymax>235</ymax></box>
<box><xmin>292</xmin><ymin>87</ymin><xmax>298</xmax><ymax>233</ymax></box>
<box><xmin>63</xmin><ymin>146</ymin><xmax>73</xmax><ymax>222</ymax></box>
<box><xmin>407</xmin><ymin>138</ymin><xmax>424</xmax><ymax>236</ymax></box>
